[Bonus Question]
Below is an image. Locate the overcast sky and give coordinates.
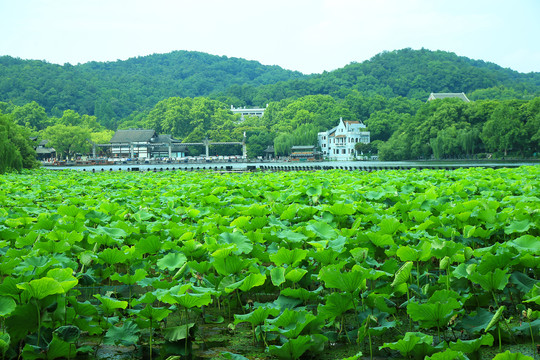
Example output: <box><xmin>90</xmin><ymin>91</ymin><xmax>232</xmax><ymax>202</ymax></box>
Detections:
<box><xmin>1</xmin><ymin>0</ymin><xmax>539</xmax><ymax>74</ymax></box>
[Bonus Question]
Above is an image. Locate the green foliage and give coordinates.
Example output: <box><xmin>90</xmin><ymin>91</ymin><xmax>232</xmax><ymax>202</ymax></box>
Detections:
<box><xmin>491</xmin><ymin>351</ymin><xmax>535</xmax><ymax>360</ymax></box>
<box><xmin>0</xmin><ymin>113</ymin><xmax>38</xmax><ymax>173</ymax></box>
<box><xmin>3</xmin><ymin>48</ymin><xmax>539</xmax><ymax>162</ymax></box>
<box><xmin>0</xmin><ymin>166</ymin><xmax>538</xmax><ymax>359</ymax></box>
<box><xmin>379</xmin><ymin>332</ymin><xmax>435</xmax><ymax>358</ymax></box>
<box><xmin>41</xmin><ymin>124</ymin><xmax>91</xmax><ymax>160</ymax></box>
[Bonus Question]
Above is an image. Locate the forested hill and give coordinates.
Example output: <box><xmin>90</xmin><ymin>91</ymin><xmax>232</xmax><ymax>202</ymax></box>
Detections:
<box><xmin>0</xmin><ymin>51</ymin><xmax>304</xmax><ymax>128</ymax></box>
<box><xmin>1</xmin><ymin>48</ymin><xmax>539</xmax><ymax>129</ymax></box>
<box><xmin>240</xmin><ymin>48</ymin><xmax>540</xmax><ymax>104</ymax></box>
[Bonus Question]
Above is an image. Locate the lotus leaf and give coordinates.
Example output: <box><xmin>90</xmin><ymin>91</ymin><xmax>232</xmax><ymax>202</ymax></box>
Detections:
<box><xmin>491</xmin><ymin>351</ymin><xmax>534</xmax><ymax>360</ymax></box>
<box><xmin>267</xmin><ymin>308</ymin><xmax>325</xmax><ymax>339</ymax></box>
<box><xmin>317</xmin><ymin>292</ymin><xmax>353</xmax><ymax>321</ymax></box>
<box><xmin>136</xmin><ymin>304</ymin><xmax>171</xmax><ymax>322</ymax></box>
<box><xmin>46</xmin><ymin>268</ymin><xmax>78</xmax><ymax>292</ymax></box>
<box><xmin>391</xmin><ymin>261</ymin><xmax>413</xmax><ymax>288</ymax></box>
<box><xmin>306</xmin><ymin>221</ymin><xmax>337</xmax><ymax>240</ymax></box>
<box><xmin>17</xmin><ymin>277</ymin><xmax>65</xmax><ymax>300</ymax></box>
<box><xmin>104</xmin><ymin>320</ymin><xmax>140</xmax><ymax>346</ymax></box>
<box><xmin>270</xmin><ymin>267</ymin><xmax>286</xmax><ymax>287</ymax></box>
<box><xmin>53</xmin><ymin>325</ymin><xmax>81</xmax><ymax>343</ymax></box>
<box><xmin>448</xmin><ymin>333</ymin><xmax>494</xmax><ymax>354</ymax></box>
<box><xmin>219</xmin><ymin>232</ymin><xmax>253</xmax><ymax>254</ymax></box>
<box><xmin>425</xmin><ymin>349</ymin><xmax>468</xmax><ymax>360</ymax></box>
<box><xmin>157</xmin><ymin>252</ymin><xmax>187</xmax><ymax>271</ymax></box>
<box><xmin>319</xmin><ymin>266</ymin><xmax>368</xmax><ymax>293</ymax></box>
<box><xmin>511</xmin><ymin>235</ymin><xmax>540</xmax><ymax>253</ymax></box>
<box><xmin>468</xmin><ymin>268</ymin><xmax>510</xmax><ymax>292</ymax></box>
<box><xmin>164</xmin><ymin>323</ymin><xmax>196</xmax><ymax>341</ymax></box>
<box><xmin>234</xmin><ymin>307</ymin><xmax>279</xmax><ymax>327</ymax></box>
<box><xmin>94</xmin><ymin>294</ymin><xmax>128</xmax><ymax>314</ymax></box>
<box><xmin>379</xmin><ymin>331</ymin><xmax>434</xmax><ymax>358</ymax></box>
<box><xmin>284</xmin><ymin>268</ymin><xmax>308</xmax><ymax>283</ymax></box>
<box><xmin>269</xmin><ymin>247</ymin><xmax>308</xmax><ymax>267</ymax></box>
<box><xmin>0</xmin><ymin>333</ymin><xmax>9</xmax><ymax>357</ymax></box>
<box><xmin>267</xmin><ymin>334</ymin><xmax>312</xmax><ymax>360</ymax></box>
<box><xmin>0</xmin><ymin>296</ymin><xmax>16</xmax><ymax>317</ymax></box>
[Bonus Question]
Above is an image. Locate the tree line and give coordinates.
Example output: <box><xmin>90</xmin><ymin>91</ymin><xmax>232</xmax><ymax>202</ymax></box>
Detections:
<box><xmin>1</xmin><ymin>48</ymin><xmax>539</xmax><ymax>128</ymax></box>
<box><xmin>4</xmin><ymin>91</ymin><xmax>538</xmax><ymax>172</ymax></box>
<box><xmin>1</xmin><ymin>48</ymin><xmax>540</xmax><ymax>172</ymax></box>
<box><xmin>380</xmin><ymin>97</ymin><xmax>540</xmax><ymax>160</ymax></box>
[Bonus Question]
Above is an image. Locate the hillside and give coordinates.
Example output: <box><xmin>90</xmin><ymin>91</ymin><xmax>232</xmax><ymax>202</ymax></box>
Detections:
<box><xmin>1</xmin><ymin>48</ymin><xmax>539</xmax><ymax>129</ymax></box>
<box><xmin>239</xmin><ymin>48</ymin><xmax>540</xmax><ymax>103</ymax></box>
<box><xmin>0</xmin><ymin>51</ymin><xmax>304</xmax><ymax>128</ymax></box>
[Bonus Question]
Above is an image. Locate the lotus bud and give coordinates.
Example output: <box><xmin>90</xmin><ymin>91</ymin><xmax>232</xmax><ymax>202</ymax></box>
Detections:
<box><xmin>440</xmin><ymin>256</ymin><xmax>450</xmax><ymax>270</ymax></box>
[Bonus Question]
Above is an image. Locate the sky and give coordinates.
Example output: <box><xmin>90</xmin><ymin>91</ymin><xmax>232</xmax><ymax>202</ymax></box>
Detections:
<box><xmin>1</xmin><ymin>0</ymin><xmax>539</xmax><ymax>75</ymax></box>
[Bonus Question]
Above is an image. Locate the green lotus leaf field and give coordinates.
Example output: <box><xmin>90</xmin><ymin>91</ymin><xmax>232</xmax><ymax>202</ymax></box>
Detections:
<box><xmin>0</xmin><ymin>167</ymin><xmax>538</xmax><ymax>359</ymax></box>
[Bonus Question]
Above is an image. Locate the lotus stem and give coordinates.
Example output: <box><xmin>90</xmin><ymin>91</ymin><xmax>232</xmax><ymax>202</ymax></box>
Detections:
<box><xmin>368</xmin><ymin>329</ymin><xmax>373</xmax><ymax>360</ymax></box>
<box><xmin>35</xmin><ymin>300</ymin><xmax>41</xmax><ymax>347</ymax></box>
<box><xmin>351</xmin><ymin>293</ymin><xmax>359</xmax><ymax>327</ymax></box>
<box><xmin>184</xmin><ymin>307</ymin><xmax>189</xmax><ymax>358</ymax></box>
<box><xmin>492</xmin><ymin>291</ymin><xmax>499</xmax><ymax>307</ymax></box>
<box><xmin>416</xmin><ymin>261</ymin><xmax>420</xmax><ymax>290</ymax></box>
<box><xmin>406</xmin><ymin>284</ymin><xmax>411</xmax><ymax>331</ymax></box>
<box><xmin>498</xmin><ymin>324</ymin><xmax>502</xmax><ymax>353</ymax></box>
<box><xmin>528</xmin><ymin>319</ymin><xmax>536</xmax><ymax>359</ymax></box>
<box><xmin>149</xmin><ymin>317</ymin><xmax>153</xmax><ymax>360</ymax></box>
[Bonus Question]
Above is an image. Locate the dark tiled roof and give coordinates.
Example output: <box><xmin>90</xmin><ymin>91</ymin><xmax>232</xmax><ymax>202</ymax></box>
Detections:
<box><xmin>291</xmin><ymin>145</ymin><xmax>315</xmax><ymax>150</ymax></box>
<box><xmin>110</xmin><ymin>129</ymin><xmax>156</xmax><ymax>143</ymax></box>
<box><xmin>36</xmin><ymin>147</ymin><xmax>55</xmax><ymax>154</ymax></box>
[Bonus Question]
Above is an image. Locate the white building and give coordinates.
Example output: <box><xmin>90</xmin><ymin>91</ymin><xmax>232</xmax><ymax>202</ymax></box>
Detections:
<box><xmin>231</xmin><ymin>105</ymin><xmax>267</xmax><ymax>121</ymax></box>
<box><xmin>318</xmin><ymin>118</ymin><xmax>370</xmax><ymax>160</ymax></box>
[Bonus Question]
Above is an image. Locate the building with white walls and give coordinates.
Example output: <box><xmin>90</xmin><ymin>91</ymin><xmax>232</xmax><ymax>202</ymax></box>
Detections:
<box><xmin>318</xmin><ymin>118</ymin><xmax>370</xmax><ymax>160</ymax></box>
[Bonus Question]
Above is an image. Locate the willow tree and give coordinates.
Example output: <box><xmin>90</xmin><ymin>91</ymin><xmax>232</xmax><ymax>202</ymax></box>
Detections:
<box><xmin>0</xmin><ymin>113</ymin><xmax>36</xmax><ymax>173</ymax></box>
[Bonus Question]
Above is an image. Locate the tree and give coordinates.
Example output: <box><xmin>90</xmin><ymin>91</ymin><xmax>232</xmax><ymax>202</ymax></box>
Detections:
<box><xmin>246</xmin><ymin>131</ymin><xmax>274</xmax><ymax>159</ymax></box>
<box><xmin>480</xmin><ymin>104</ymin><xmax>525</xmax><ymax>156</ymax></box>
<box><xmin>365</xmin><ymin>111</ymin><xmax>406</xmax><ymax>142</ymax></box>
<box><xmin>57</xmin><ymin>109</ymin><xmax>82</xmax><ymax>126</ymax></box>
<box><xmin>355</xmin><ymin>142</ymin><xmax>374</xmax><ymax>158</ymax></box>
<box><xmin>10</xmin><ymin>101</ymin><xmax>50</xmax><ymax>131</ymax></box>
<box><xmin>42</xmin><ymin>124</ymin><xmax>91</xmax><ymax>160</ymax></box>
<box><xmin>0</xmin><ymin>113</ymin><xmax>38</xmax><ymax>173</ymax></box>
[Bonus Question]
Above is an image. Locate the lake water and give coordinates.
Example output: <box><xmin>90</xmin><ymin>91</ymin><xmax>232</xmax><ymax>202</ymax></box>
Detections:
<box><xmin>46</xmin><ymin>159</ymin><xmax>539</xmax><ymax>172</ymax></box>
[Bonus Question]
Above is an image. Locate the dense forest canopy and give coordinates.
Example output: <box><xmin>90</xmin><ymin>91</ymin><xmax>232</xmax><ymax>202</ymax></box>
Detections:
<box><xmin>1</xmin><ymin>48</ymin><xmax>539</xmax><ymax>123</ymax></box>
<box><xmin>0</xmin><ymin>48</ymin><xmax>539</xmax><ymax>169</ymax></box>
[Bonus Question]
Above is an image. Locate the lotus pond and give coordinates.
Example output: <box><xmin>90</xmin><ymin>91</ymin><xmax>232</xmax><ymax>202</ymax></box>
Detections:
<box><xmin>0</xmin><ymin>167</ymin><xmax>539</xmax><ymax>360</ymax></box>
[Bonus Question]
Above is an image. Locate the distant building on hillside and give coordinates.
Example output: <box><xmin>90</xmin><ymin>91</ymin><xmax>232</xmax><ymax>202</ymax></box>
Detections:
<box><xmin>231</xmin><ymin>105</ymin><xmax>268</xmax><ymax>121</ymax></box>
<box><xmin>109</xmin><ymin>129</ymin><xmax>187</xmax><ymax>158</ymax></box>
<box><xmin>427</xmin><ymin>92</ymin><xmax>470</xmax><ymax>102</ymax></box>
<box><xmin>318</xmin><ymin>118</ymin><xmax>370</xmax><ymax>160</ymax></box>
